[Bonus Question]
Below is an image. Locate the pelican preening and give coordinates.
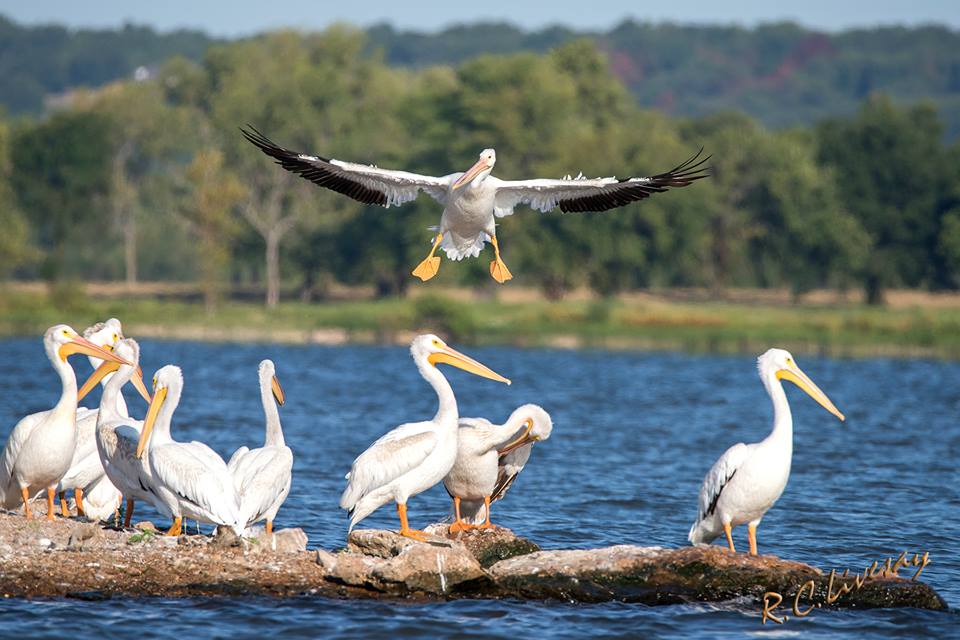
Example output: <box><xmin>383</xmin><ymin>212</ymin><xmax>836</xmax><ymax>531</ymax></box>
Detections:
<box><xmin>241</xmin><ymin>127</ymin><xmax>710</xmax><ymax>284</ymax></box>
<box><xmin>227</xmin><ymin>359</ymin><xmax>292</xmax><ymax>535</ymax></box>
<box><xmin>0</xmin><ymin>326</ymin><xmax>128</xmax><ymax>520</ymax></box>
<box><xmin>688</xmin><ymin>349</ymin><xmax>845</xmax><ymax>555</ymax></box>
<box><xmin>444</xmin><ymin>404</ymin><xmax>553</xmax><ymax>531</ymax></box>
<box><xmin>136</xmin><ymin>366</ymin><xmax>243</xmax><ymax>536</ymax></box>
<box><xmin>340</xmin><ymin>335</ymin><xmax>511</xmax><ymax>540</ymax></box>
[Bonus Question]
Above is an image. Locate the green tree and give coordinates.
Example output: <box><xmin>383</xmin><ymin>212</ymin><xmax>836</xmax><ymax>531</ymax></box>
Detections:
<box><xmin>817</xmin><ymin>96</ymin><xmax>949</xmax><ymax>303</ymax></box>
<box><xmin>11</xmin><ymin>111</ymin><xmax>111</xmax><ymax>282</ymax></box>
<box><xmin>0</xmin><ymin>118</ymin><xmax>34</xmax><ymax>278</ymax></box>
<box><xmin>179</xmin><ymin>148</ymin><xmax>246</xmax><ymax>311</ymax></box>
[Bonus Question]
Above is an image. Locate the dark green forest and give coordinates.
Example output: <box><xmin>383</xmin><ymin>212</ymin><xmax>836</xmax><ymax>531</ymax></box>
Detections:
<box><xmin>1</xmin><ymin>20</ymin><xmax>959</xmax><ymax>308</ymax></box>
<box><xmin>4</xmin><ymin>16</ymin><xmax>960</xmax><ymax>136</ymax></box>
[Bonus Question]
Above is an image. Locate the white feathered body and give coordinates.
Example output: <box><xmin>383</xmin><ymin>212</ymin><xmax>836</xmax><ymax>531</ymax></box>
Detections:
<box><xmin>70</xmin><ymin>475</ymin><xmax>121</xmax><ymax>521</ymax></box>
<box><xmin>439</xmin><ymin>178</ymin><xmax>497</xmax><ymax>260</ymax></box>
<box><xmin>228</xmin><ymin>445</ymin><xmax>293</xmax><ymax>528</ymax></box>
<box><xmin>340</xmin><ymin>420</ymin><xmax>458</xmax><ymax>531</ymax></box>
<box><xmin>147</xmin><ymin>440</ymin><xmax>241</xmax><ymax>532</ymax></box>
<box><xmin>688</xmin><ymin>438</ymin><xmax>791</xmax><ymax>545</ymax></box>
<box><xmin>0</xmin><ymin>403</ymin><xmax>78</xmax><ymax>508</ymax></box>
<box><xmin>97</xmin><ymin>418</ymin><xmax>170</xmax><ymax>518</ymax></box>
<box><xmin>443</xmin><ymin>418</ymin><xmax>502</xmax><ymax>500</ymax></box>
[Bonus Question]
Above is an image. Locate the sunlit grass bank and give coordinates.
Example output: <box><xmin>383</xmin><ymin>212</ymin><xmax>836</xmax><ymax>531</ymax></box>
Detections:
<box><xmin>2</xmin><ymin>285</ymin><xmax>960</xmax><ymax>358</ymax></box>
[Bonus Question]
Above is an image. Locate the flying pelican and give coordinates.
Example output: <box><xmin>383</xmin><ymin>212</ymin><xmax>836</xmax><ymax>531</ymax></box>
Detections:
<box><xmin>0</xmin><ymin>325</ymin><xmax>128</xmax><ymax>520</ymax></box>
<box><xmin>57</xmin><ymin>318</ymin><xmax>128</xmax><ymax>516</ymax></box>
<box><xmin>227</xmin><ymin>359</ymin><xmax>292</xmax><ymax>535</ymax></box>
<box><xmin>86</xmin><ymin>338</ymin><xmax>166</xmax><ymax>527</ymax></box>
<box><xmin>241</xmin><ymin>126</ymin><xmax>710</xmax><ymax>284</ymax></box>
<box><xmin>444</xmin><ymin>404</ymin><xmax>552</xmax><ymax>532</ymax></box>
<box><xmin>688</xmin><ymin>349</ymin><xmax>845</xmax><ymax>555</ymax></box>
<box><xmin>340</xmin><ymin>335</ymin><xmax>511</xmax><ymax>540</ymax></box>
<box><xmin>136</xmin><ymin>365</ymin><xmax>243</xmax><ymax>536</ymax></box>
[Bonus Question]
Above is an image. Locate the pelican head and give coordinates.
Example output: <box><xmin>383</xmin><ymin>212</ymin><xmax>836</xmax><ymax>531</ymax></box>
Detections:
<box><xmin>759</xmin><ymin>348</ymin><xmax>844</xmax><ymax>421</ymax></box>
<box><xmin>259</xmin><ymin>358</ymin><xmax>285</xmax><ymax>405</ymax></box>
<box><xmin>45</xmin><ymin>324</ymin><xmax>129</xmax><ymax>368</ymax></box>
<box><xmin>411</xmin><ymin>333</ymin><xmax>510</xmax><ymax>385</ymax></box>
<box><xmin>83</xmin><ymin>318</ymin><xmax>124</xmax><ymax>371</ymax></box>
<box><xmin>77</xmin><ymin>338</ymin><xmax>152</xmax><ymax>403</ymax></box>
<box><xmin>499</xmin><ymin>403</ymin><xmax>553</xmax><ymax>454</ymax></box>
<box><xmin>136</xmin><ymin>365</ymin><xmax>183</xmax><ymax>458</ymax></box>
<box><xmin>452</xmin><ymin>148</ymin><xmax>496</xmax><ymax>190</ymax></box>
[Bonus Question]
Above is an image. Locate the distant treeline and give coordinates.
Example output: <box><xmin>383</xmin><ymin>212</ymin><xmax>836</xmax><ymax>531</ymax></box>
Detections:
<box><xmin>3</xmin><ymin>15</ymin><xmax>960</xmax><ymax>137</ymax></box>
<box><xmin>1</xmin><ymin>28</ymin><xmax>958</xmax><ymax>307</ymax></box>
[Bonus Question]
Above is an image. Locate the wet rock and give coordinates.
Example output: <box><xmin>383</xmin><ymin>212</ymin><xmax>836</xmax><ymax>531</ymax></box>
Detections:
<box><xmin>315</xmin><ymin>549</ymin><xmax>338</xmax><ymax>572</ymax></box>
<box><xmin>325</xmin><ymin>529</ymin><xmax>488</xmax><ymax>595</ymax></box>
<box><xmin>436</xmin><ymin>526</ymin><xmax>540</xmax><ymax>568</ymax></box>
<box><xmin>267</xmin><ymin>528</ymin><xmax>308</xmax><ymax>553</ymax></box>
<box><xmin>487</xmin><ymin>545</ymin><xmax>948</xmax><ymax>609</ymax></box>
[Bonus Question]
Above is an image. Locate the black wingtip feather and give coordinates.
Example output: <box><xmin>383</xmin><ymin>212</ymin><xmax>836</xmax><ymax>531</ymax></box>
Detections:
<box><xmin>239</xmin><ymin>125</ymin><xmax>388</xmax><ymax>207</ymax></box>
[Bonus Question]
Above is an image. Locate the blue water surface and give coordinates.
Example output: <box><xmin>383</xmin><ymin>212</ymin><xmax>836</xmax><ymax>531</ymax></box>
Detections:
<box><xmin>0</xmin><ymin>339</ymin><xmax>956</xmax><ymax>638</ymax></box>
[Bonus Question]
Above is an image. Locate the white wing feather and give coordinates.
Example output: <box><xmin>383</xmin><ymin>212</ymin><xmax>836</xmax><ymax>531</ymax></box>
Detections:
<box><xmin>695</xmin><ymin>442</ymin><xmax>752</xmax><ymax>525</ymax></box>
<box><xmin>340</xmin><ymin>422</ymin><xmax>438</xmax><ymax>510</ymax></box>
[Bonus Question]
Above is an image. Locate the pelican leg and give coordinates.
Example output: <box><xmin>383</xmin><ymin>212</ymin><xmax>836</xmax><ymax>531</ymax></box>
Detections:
<box><xmin>448</xmin><ymin>496</ymin><xmax>474</xmax><ymax>533</ymax></box>
<box><xmin>75</xmin><ymin>488</ymin><xmax>85</xmax><ymax>517</ymax></box>
<box><xmin>21</xmin><ymin>487</ymin><xmax>32</xmax><ymax>520</ymax></box>
<box><xmin>59</xmin><ymin>491</ymin><xmax>70</xmax><ymax>517</ymax></box>
<box><xmin>266</xmin><ymin>520</ymin><xmax>273</xmax><ymax>535</ymax></box>
<box><xmin>165</xmin><ymin>516</ymin><xmax>183</xmax><ymax>537</ymax></box>
<box><xmin>123</xmin><ymin>498</ymin><xmax>134</xmax><ymax>528</ymax></box>
<box><xmin>478</xmin><ymin>495</ymin><xmax>495</xmax><ymax>529</ymax></box>
<box><xmin>412</xmin><ymin>233</ymin><xmax>443</xmax><ymax>282</ymax></box>
<box><xmin>488</xmin><ymin>235</ymin><xmax>513</xmax><ymax>284</ymax></box>
<box><xmin>748</xmin><ymin>522</ymin><xmax>759</xmax><ymax>556</ymax></box>
<box><xmin>46</xmin><ymin>487</ymin><xmax>56</xmax><ymax>522</ymax></box>
<box><xmin>723</xmin><ymin>522</ymin><xmax>736</xmax><ymax>552</ymax></box>
<box><xmin>396</xmin><ymin>502</ymin><xmax>429</xmax><ymax>541</ymax></box>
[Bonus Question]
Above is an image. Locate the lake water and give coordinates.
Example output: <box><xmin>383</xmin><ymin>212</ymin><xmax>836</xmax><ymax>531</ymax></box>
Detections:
<box><xmin>0</xmin><ymin>339</ymin><xmax>957</xmax><ymax>638</ymax></box>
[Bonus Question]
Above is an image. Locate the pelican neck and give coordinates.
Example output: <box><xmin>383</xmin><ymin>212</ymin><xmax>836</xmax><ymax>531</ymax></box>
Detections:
<box><xmin>260</xmin><ymin>371</ymin><xmax>284</xmax><ymax>447</ymax></box>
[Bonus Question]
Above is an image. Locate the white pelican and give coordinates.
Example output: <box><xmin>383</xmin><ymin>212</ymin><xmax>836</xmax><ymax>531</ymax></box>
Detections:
<box><xmin>85</xmin><ymin>338</ymin><xmax>164</xmax><ymax>527</ymax></box>
<box><xmin>136</xmin><ymin>365</ymin><xmax>243</xmax><ymax>536</ymax></box>
<box><xmin>444</xmin><ymin>404</ymin><xmax>552</xmax><ymax>532</ymax></box>
<box><xmin>0</xmin><ymin>325</ymin><xmax>128</xmax><ymax>520</ymax></box>
<box><xmin>227</xmin><ymin>359</ymin><xmax>292</xmax><ymax>535</ymax></box>
<box><xmin>688</xmin><ymin>349</ymin><xmax>845</xmax><ymax>555</ymax></box>
<box><xmin>340</xmin><ymin>335</ymin><xmax>511</xmax><ymax>540</ymax></box>
<box><xmin>57</xmin><ymin>318</ymin><xmax>127</xmax><ymax>516</ymax></box>
<box><xmin>241</xmin><ymin>127</ymin><xmax>710</xmax><ymax>283</ymax></box>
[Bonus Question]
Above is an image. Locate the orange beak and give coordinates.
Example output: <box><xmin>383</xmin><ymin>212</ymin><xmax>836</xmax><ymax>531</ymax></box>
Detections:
<box><xmin>452</xmin><ymin>158</ymin><xmax>491</xmax><ymax>190</ymax></box>
<box><xmin>59</xmin><ymin>336</ymin><xmax>129</xmax><ymax>366</ymax></box>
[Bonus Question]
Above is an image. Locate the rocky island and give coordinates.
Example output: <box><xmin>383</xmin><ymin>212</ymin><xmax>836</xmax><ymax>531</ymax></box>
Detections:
<box><xmin>0</xmin><ymin>512</ymin><xmax>946</xmax><ymax>613</ymax></box>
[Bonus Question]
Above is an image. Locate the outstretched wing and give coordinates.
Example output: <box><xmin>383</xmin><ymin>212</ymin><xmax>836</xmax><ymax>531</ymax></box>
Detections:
<box><xmin>490</xmin><ymin>149</ymin><xmax>710</xmax><ymax>217</ymax></box>
<box><xmin>694</xmin><ymin>442</ymin><xmax>752</xmax><ymax>525</ymax></box>
<box><xmin>241</xmin><ymin>126</ymin><xmax>454</xmax><ymax>207</ymax></box>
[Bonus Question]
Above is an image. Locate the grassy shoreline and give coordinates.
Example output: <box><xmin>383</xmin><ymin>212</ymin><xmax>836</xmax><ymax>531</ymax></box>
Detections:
<box><xmin>2</xmin><ymin>285</ymin><xmax>960</xmax><ymax>359</ymax></box>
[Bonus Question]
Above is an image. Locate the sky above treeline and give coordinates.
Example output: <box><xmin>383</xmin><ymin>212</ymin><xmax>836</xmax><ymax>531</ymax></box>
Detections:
<box><xmin>2</xmin><ymin>0</ymin><xmax>959</xmax><ymax>36</ymax></box>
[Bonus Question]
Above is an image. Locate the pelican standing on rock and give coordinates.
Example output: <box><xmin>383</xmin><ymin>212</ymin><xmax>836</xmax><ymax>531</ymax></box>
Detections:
<box><xmin>86</xmin><ymin>338</ymin><xmax>163</xmax><ymax>527</ymax></box>
<box><xmin>57</xmin><ymin>318</ymin><xmax>127</xmax><ymax>516</ymax></box>
<box><xmin>136</xmin><ymin>366</ymin><xmax>243</xmax><ymax>536</ymax></box>
<box><xmin>340</xmin><ymin>335</ymin><xmax>511</xmax><ymax>540</ymax></box>
<box><xmin>241</xmin><ymin>127</ymin><xmax>710</xmax><ymax>284</ymax></box>
<box><xmin>444</xmin><ymin>404</ymin><xmax>553</xmax><ymax>532</ymax></box>
<box><xmin>0</xmin><ymin>325</ymin><xmax>128</xmax><ymax>519</ymax></box>
<box><xmin>227</xmin><ymin>359</ymin><xmax>292</xmax><ymax>534</ymax></box>
<box><xmin>688</xmin><ymin>349</ymin><xmax>845</xmax><ymax>555</ymax></box>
